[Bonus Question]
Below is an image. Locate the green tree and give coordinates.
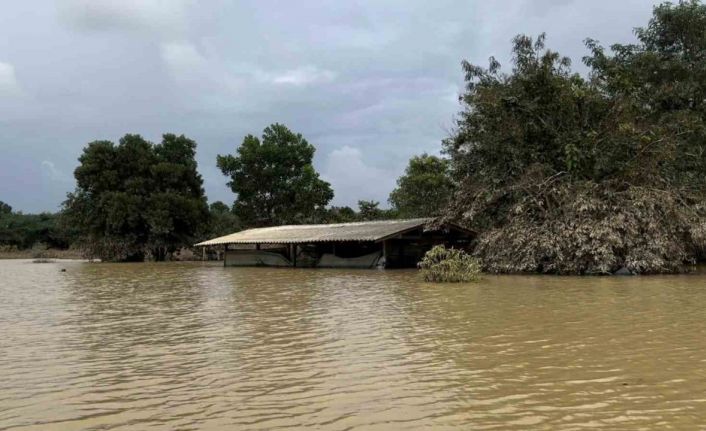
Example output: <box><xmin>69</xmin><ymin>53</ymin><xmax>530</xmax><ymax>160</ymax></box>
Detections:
<box><xmin>584</xmin><ymin>0</ymin><xmax>706</xmax><ymax>190</ymax></box>
<box><xmin>206</xmin><ymin>201</ymin><xmax>241</xmax><ymax>238</ymax></box>
<box><xmin>0</xmin><ymin>201</ymin><xmax>11</xmax><ymax>215</ymax></box>
<box><xmin>63</xmin><ymin>134</ymin><xmax>208</xmax><ymax>261</ymax></box>
<box><xmin>389</xmin><ymin>154</ymin><xmax>454</xmax><ymax>218</ymax></box>
<box><xmin>357</xmin><ymin>200</ymin><xmax>397</xmax><ymax>221</ymax></box>
<box><xmin>325</xmin><ymin>206</ymin><xmax>358</xmax><ymax>223</ymax></box>
<box><xmin>0</xmin><ymin>210</ymin><xmax>67</xmax><ymax>249</ymax></box>
<box><xmin>217</xmin><ymin>123</ymin><xmax>333</xmax><ymax>227</ymax></box>
<box><xmin>445</xmin><ymin>3</ymin><xmax>706</xmax><ymax>274</ymax></box>
<box><xmin>357</xmin><ymin>200</ymin><xmax>383</xmax><ymax>221</ymax></box>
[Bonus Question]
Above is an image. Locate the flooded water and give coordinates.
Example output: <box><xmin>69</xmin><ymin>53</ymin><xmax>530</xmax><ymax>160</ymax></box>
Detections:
<box><xmin>2</xmin><ymin>260</ymin><xmax>706</xmax><ymax>430</ymax></box>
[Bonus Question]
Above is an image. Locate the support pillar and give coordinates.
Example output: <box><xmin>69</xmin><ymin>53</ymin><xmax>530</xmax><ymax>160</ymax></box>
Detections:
<box><xmin>289</xmin><ymin>244</ymin><xmax>297</xmax><ymax>267</ymax></box>
<box><xmin>382</xmin><ymin>240</ymin><xmax>388</xmax><ymax>269</ymax></box>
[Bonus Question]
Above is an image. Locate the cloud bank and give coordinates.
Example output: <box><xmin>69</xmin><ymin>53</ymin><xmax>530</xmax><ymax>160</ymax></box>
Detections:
<box><xmin>0</xmin><ymin>0</ymin><xmax>657</xmax><ymax>212</ymax></box>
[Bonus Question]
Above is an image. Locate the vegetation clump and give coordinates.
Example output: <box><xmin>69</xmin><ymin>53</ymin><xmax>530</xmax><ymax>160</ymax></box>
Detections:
<box><xmin>418</xmin><ymin>245</ymin><xmax>481</xmax><ymax>282</ymax></box>
<box><xmin>444</xmin><ymin>1</ymin><xmax>706</xmax><ymax>274</ymax></box>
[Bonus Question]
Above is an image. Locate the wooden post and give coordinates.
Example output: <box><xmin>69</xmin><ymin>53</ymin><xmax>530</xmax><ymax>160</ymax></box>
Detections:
<box><xmin>382</xmin><ymin>240</ymin><xmax>388</xmax><ymax>269</ymax></box>
<box><xmin>256</xmin><ymin>243</ymin><xmax>260</xmax><ymax>250</ymax></box>
<box><xmin>289</xmin><ymin>244</ymin><xmax>297</xmax><ymax>267</ymax></box>
<box><xmin>202</xmin><ymin>246</ymin><xmax>205</xmax><ymax>261</ymax></box>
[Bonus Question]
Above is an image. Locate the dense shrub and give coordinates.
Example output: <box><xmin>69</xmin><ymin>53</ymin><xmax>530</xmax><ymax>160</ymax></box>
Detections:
<box><xmin>473</xmin><ymin>181</ymin><xmax>706</xmax><ymax>274</ymax></box>
<box><xmin>418</xmin><ymin>245</ymin><xmax>481</xmax><ymax>282</ymax></box>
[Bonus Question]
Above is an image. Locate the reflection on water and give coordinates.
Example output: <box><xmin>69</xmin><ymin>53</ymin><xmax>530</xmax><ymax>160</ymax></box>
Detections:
<box><xmin>2</xmin><ymin>260</ymin><xmax>706</xmax><ymax>430</ymax></box>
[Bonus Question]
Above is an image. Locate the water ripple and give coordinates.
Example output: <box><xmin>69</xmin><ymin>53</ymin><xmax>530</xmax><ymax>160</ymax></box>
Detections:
<box><xmin>2</xmin><ymin>260</ymin><xmax>706</xmax><ymax>429</ymax></box>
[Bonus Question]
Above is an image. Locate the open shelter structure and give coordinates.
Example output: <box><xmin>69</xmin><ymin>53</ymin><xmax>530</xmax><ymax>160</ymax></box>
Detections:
<box><xmin>196</xmin><ymin>218</ymin><xmax>474</xmax><ymax>269</ymax></box>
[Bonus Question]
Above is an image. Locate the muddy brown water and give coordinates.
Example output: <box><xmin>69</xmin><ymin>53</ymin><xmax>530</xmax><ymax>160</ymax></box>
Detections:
<box><xmin>2</xmin><ymin>259</ymin><xmax>706</xmax><ymax>430</ymax></box>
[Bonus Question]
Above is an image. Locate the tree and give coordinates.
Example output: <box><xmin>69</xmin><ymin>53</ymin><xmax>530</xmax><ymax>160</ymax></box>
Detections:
<box><xmin>444</xmin><ymin>3</ymin><xmax>706</xmax><ymax>274</ymax></box>
<box><xmin>584</xmin><ymin>0</ymin><xmax>706</xmax><ymax>190</ymax></box>
<box><xmin>0</xmin><ymin>201</ymin><xmax>11</xmax><ymax>215</ymax></box>
<box><xmin>63</xmin><ymin>134</ymin><xmax>208</xmax><ymax>261</ymax></box>
<box><xmin>0</xmin><ymin>204</ymin><xmax>70</xmax><ymax>250</ymax></box>
<box><xmin>357</xmin><ymin>200</ymin><xmax>397</xmax><ymax>221</ymax></box>
<box><xmin>206</xmin><ymin>201</ymin><xmax>241</xmax><ymax>238</ymax></box>
<box><xmin>389</xmin><ymin>154</ymin><xmax>454</xmax><ymax>218</ymax></box>
<box><xmin>325</xmin><ymin>206</ymin><xmax>358</xmax><ymax>223</ymax></box>
<box><xmin>217</xmin><ymin>123</ymin><xmax>333</xmax><ymax>227</ymax></box>
<box><xmin>357</xmin><ymin>200</ymin><xmax>384</xmax><ymax>221</ymax></box>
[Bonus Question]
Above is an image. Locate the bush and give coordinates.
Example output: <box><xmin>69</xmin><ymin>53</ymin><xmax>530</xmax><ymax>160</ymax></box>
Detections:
<box><xmin>471</xmin><ymin>181</ymin><xmax>706</xmax><ymax>274</ymax></box>
<box><xmin>418</xmin><ymin>245</ymin><xmax>481</xmax><ymax>282</ymax></box>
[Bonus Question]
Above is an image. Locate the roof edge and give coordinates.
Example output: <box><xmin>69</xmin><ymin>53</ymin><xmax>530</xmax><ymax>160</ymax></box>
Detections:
<box><xmin>194</xmin><ymin>218</ymin><xmax>435</xmax><ymax>247</ymax></box>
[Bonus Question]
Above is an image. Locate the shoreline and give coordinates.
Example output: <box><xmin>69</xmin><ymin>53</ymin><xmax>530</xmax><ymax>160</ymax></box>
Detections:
<box><xmin>0</xmin><ymin>249</ymin><xmax>85</xmax><ymax>260</ymax></box>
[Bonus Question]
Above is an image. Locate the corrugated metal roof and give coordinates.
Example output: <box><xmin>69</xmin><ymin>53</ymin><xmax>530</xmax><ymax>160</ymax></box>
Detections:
<box><xmin>195</xmin><ymin>218</ymin><xmax>434</xmax><ymax>246</ymax></box>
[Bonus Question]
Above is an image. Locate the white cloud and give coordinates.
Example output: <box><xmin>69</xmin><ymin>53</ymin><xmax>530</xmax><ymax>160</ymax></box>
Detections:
<box><xmin>0</xmin><ymin>62</ymin><xmax>21</xmax><ymax>96</ymax></box>
<box><xmin>160</xmin><ymin>42</ymin><xmax>243</xmax><ymax>93</ymax></box>
<box><xmin>267</xmin><ymin>66</ymin><xmax>336</xmax><ymax>86</ymax></box>
<box><xmin>321</xmin><ymin>146</ymin><xmax>397</xmax><ymax>208</ymax></box>
<box><xmin>41</xmin><ymin>161</ymin><xmax>71</xmax><ymax>183</ymax></box>
<box><xmin>161</xmin><ymin>42</ymin><xmax>209</xmax><ymax>73</ymax></box>
<box><xmin>59</xmin><ymin>0</ymin><xmax>190</xmax><ymax>37</ymax></box>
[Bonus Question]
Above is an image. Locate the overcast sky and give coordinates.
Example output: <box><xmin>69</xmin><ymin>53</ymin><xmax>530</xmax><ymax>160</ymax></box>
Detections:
<box><xmin>1</xmin><ymin>0</ymin><xmax>659</xmax><ymax>212</ymax></box>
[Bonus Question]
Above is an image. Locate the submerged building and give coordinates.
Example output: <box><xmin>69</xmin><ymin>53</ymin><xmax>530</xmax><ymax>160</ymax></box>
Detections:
<box><xmin>196</xmin><ymin>218</ymin><xmax>474</xmax><ymax>269</ymax></box>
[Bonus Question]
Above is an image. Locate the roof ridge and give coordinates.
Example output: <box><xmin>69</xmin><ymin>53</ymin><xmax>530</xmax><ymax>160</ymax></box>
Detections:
<box><xmin>195</xmin><ymin>217</ymin><xmax>436</xmax><ymax>246</ymax></box>
<box><xmin>266</xmin><ymin>217</ymin><xmax>432</xmax><ymax>230</ymax></box>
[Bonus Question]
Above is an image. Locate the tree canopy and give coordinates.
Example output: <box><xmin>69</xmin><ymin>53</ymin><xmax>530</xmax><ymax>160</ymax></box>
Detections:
<box><xmin>389</xmin><ymin>154</ymin><xmax>454</xmax><ymax>218</ymax></box>
<box><xmin>445</xmin><ymin>1</ymin><xmax>706</xmax><ymax>274</ymax></box>
<box><xmin>205</xmin><ymin>201</ymin><xmax>241</xmax><ymax>239</ymax></box>
<box><xmin>63</xmin><ymin>134</ymin><xmax>209</xmax><ymax>261</ymax></box>
<box><xmin>0</xmin><ymin>201</ymin><xmax>11</xmax><ymax>215</ymax></box>
<box><xmin>0</xmin><ymin>209</ymin><xmax>68</xmax><ymax>250</ymax></box>
<box><xmin>356</xmin><ymin>200</ymin><xmax>397</xmax><ymax>221</ymax></box>
<box><xmin>217</xmin><ymin>123</ymin><xmax>334</xmax><ymax>227</ymax></box>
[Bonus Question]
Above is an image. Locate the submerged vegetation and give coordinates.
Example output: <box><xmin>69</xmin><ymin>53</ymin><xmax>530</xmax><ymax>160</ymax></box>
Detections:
<box><xmin>418</xmin><ymin>245</ymin><xmax>481</xmax><ymax>283</ymax></box>
<box><xmin>444</xmin><ymin>1</ymin><xmax>706</xmax><ymax>274</ymax></box>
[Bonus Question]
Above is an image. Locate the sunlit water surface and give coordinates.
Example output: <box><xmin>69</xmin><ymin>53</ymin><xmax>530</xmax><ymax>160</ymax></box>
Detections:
<box><xmin>2</xmin><ymin>259</ymin><xmax>706</xmax><ymax>430</ymax></box>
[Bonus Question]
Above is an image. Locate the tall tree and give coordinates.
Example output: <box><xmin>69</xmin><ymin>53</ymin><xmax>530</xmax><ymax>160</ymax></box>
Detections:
<box><xmin>584</xmin><ymin>0</ymin><xmax>706</xmax><ymax>190</ymax></box>
<box><xmin>445</xmin><ymin>3</ymin><xmax>706</xmax><ymax>274</ymax></box>
<box><xmin>63</xmin><ymin>134</ymin><xmax>208</xmax><ymax>261</ymax></box>
<box><xmin>389</xmin><ymin>154</ymin><xmax>454</xmax><ymax>218</ymax></box>
<box><xmin>217</xmin><ymin>123</ymin><xmax>333</xmax><ymax>227</ymax></box>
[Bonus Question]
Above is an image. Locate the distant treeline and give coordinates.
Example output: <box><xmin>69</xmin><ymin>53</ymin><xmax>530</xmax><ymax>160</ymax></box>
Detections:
<box><xmin>0</xmin><ymin>203</ymin><xmax>69</xmax><ymax>250</ymax></box>
<box><xmin>0</xmin><ymin>127</ymin><xmax>450</xmax><ymax>261</ymax></box>
<box><xmin>5</xmin><ymin>1</ymin><xmax>706</xmax><ymax>273</ymax></box>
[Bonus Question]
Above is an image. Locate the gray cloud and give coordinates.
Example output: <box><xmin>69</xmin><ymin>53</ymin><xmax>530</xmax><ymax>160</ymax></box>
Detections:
<box><xmin>1</xmin><ymin>0</ymin><xmax>657</xmax><ymax>212</ymax></box>
<box><xmin>0</xmin><ymin>62</ymin><xmax>21</xmax><ymax>97</ymax></box>
<box><xmin>58</xmin><ymin>0</ymin><xmax>190</xmax><ymax>37</ymax></box>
